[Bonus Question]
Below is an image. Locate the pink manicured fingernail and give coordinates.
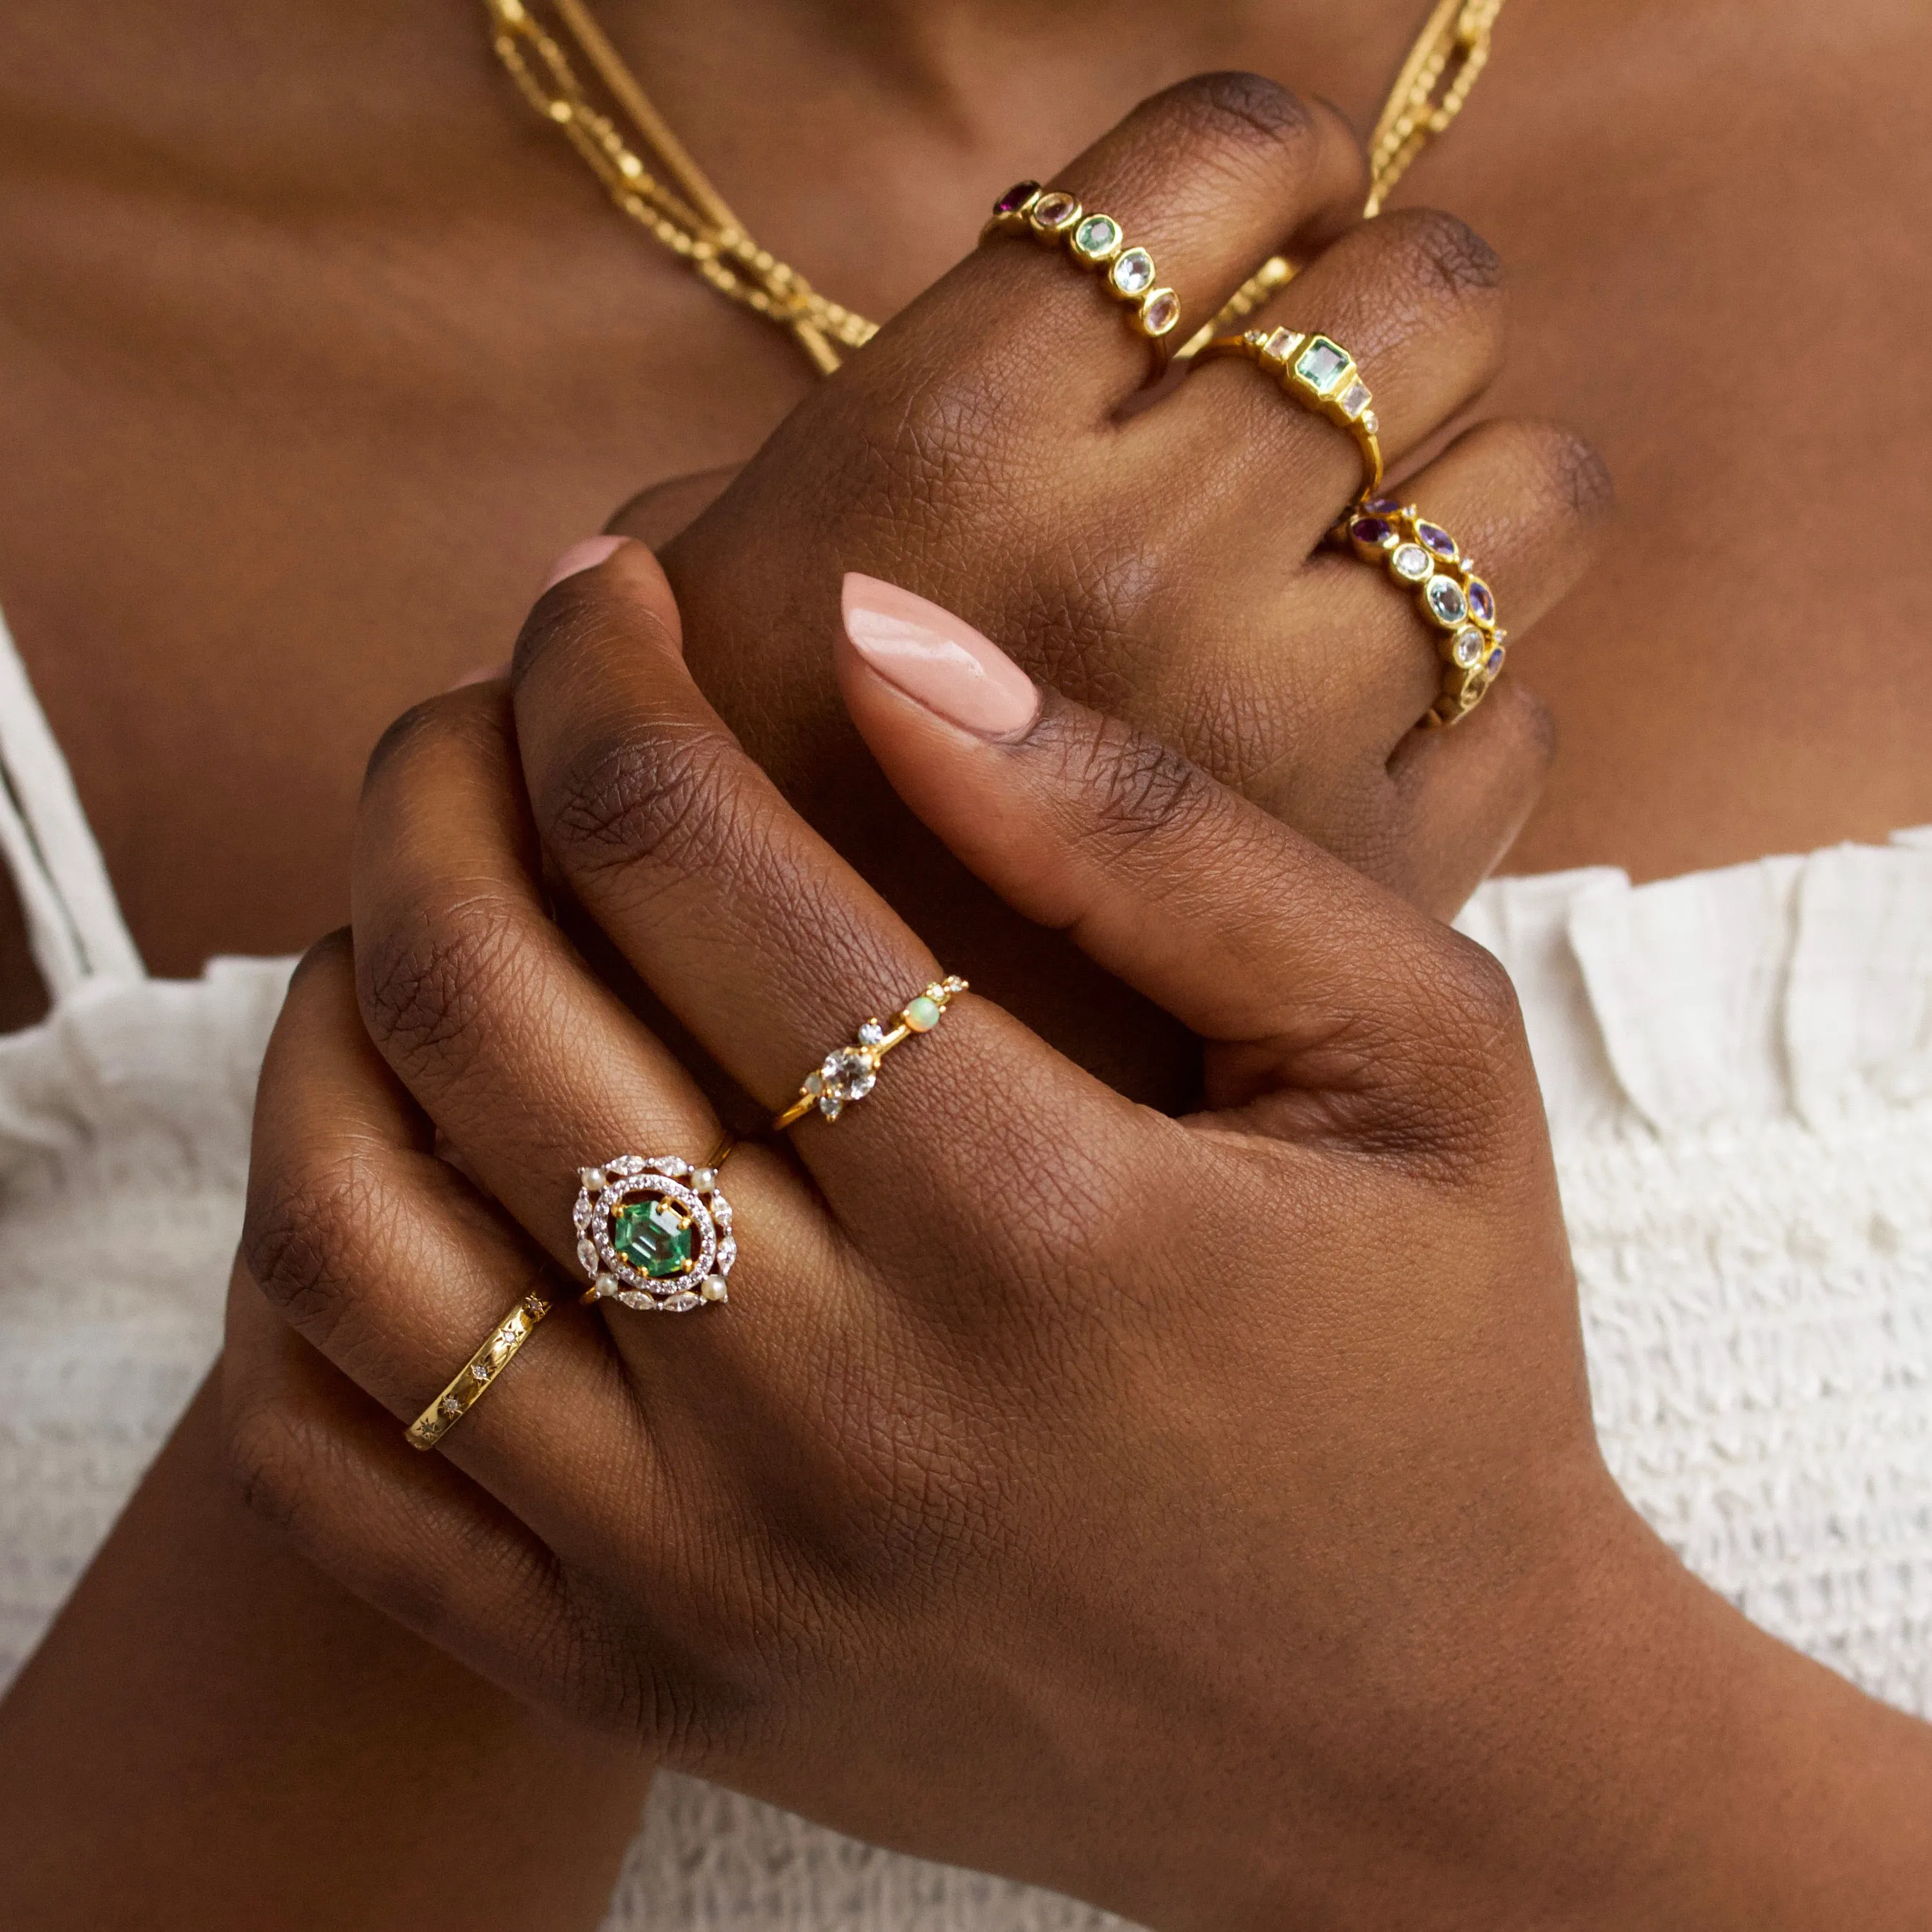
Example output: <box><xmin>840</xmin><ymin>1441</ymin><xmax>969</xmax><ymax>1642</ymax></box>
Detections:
<box><xmin>841</xmin><ymin>573</ymin><xmax>1038</xmax><ymax>739</ymax></box>
<box><xmin>540</xmin><ymin>534</ymin><xmax>626</xmax><ymax>593</ymax></box>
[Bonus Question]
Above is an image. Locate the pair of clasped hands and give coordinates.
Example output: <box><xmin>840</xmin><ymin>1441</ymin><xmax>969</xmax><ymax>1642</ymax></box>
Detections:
<box><xmin>225</xmin><ymin>75</ymin><xmax>1794</xmax><ymax>1930</ymax></box>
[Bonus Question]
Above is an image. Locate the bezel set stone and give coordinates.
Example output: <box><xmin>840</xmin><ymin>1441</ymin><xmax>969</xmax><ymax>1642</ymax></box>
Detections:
<box><xmin>1234</xmin><ymin>326</ymin><xmax>1383</xmax><ymax>499</ymax></box>
<box><xmin>984</xmin><ymin>183</ymin><xmax>1181</xmax><ymax>343</ymax></box>
<box><xmin>573</xmin><ymin>1153</ymin><xmax>735</xmax><ymax>1313</ymax></box>
<box><xmin>1337</xmin><ymin>499</ymin><xmax>1508</xmax><ymax>726</ymax></box>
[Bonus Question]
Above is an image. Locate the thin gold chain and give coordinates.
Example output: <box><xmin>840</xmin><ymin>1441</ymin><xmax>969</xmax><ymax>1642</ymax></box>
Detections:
<box><xmin>484</xmin><ymin>0</ymin><xmax>1507</xmax><ymax>375</ymax></box>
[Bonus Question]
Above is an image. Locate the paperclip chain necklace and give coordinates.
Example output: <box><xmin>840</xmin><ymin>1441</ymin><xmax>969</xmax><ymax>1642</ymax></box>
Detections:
<box><xmin>484</xmin><ymin>0</ymin><xmax>1506</xmax><ymax>376</ymax></box>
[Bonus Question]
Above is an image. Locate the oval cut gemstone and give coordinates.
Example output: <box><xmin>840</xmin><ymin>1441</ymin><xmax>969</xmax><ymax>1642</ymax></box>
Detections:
<box><xmin>1111</xmin><ymin>248</ymin><xmax>1155</xmax><ymax>296</ymax></box>
<box><xmin>1391</xmin><ymin>543</ymin><xmax>1432</xmax><ymax>582</ymax></box>
<box><xmin>1072</xmin><ymin>215</ymin><xmax>1121</xmax><ymax>260</ymax></box>
<box><xmin>1423</xmin><ymin>575</ymin><xmax>1468</xmax><ymax>627</ymax></box>
<box><xmin>994</xmin><ymin>180</ymin><xmax>1040</xmax><ymax>216</ymax></box>
<box><xmin>1417</xmin><ymin>521</ymin><xmax>1458</xmax><ymax>560</ymax></box>
<box><xmin>1466</xmin><ymin>578</ymin><xmax>1496</xmax><ymax>626</ymax></box>
<box><xmin>1485</xmin><ymin>645</ymin><xmax>1506</xmax><ymax>674</ymax></box>
<box><xmin>1452</xmin><ymin>628</ymin><xmax>1485</xmax><ymax>667</ymax></box>
<box><xmin>613</xmin><ymin>1197</ymin><xmax>695</xmax><ymax>1279</ymax></box>
<box><xmin>1349</xmin><ymin>516</ymin><xmax>1395</xmax><ymax>551</ymax></box>
<box><xmin>1364</xmin><ymin>496</ymin><xmax>1400</xmax><ymax>515</ymax></box>
<box><xmin>1293</xmin><ymin>336</ymin><xmax>1352</xmax><ymax>396</ymax></box>
<box><xmin>1029</xmin><ymin>191</ymin><xmax>1080</xmax><ymax>232</ymax></box>
<box><xmin>1138</xmin><ymin>288</ymin><xmax>1181</xmax><ymax>337</ymax></box>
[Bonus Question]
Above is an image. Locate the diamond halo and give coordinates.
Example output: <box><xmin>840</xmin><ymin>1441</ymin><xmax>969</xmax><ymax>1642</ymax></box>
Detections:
<box><xmin>573</xmin><ymin>1153</ymin><xmax>735</xmax><ymax>1313</ymax></box>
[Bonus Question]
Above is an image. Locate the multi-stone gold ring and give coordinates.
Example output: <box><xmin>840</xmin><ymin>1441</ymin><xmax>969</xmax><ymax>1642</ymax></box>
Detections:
<box><xmin>1202</xmin><ymin>325</ymin><xmax>1383</xmax><ymax>505</ymax></box>
<box><xmin>573</xmin><ymin>1138</ymin><xmax>739</xmax><ymax>1313</ymax></box>
<box><xmin>1335</xmin><ymin>500</ymin><xmax>1507</xmax><ymax>727</ymax></box>
<box><xmin>773</xmin><ymin>976</ymin><xmax>969</xmax><ymax>1130</ymax></box>
<box><xmin>983</xmin><ymin>182</ymin><xmax>1182</xmax><ymax>346</ymax></box>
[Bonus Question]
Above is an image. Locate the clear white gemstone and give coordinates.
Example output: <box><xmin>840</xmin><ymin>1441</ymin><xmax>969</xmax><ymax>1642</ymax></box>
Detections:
<box><xmin>439</xmin><ymin>1395</ymin><xmax>462</xmax><ymax>1417</ymax></box>
<box><xmin>1391</xmin><ymin>543</ymin><xmax>1432</xmax><ymax>582</ymax></box>
<box><xmin>717</xmin><ymin>1236</ymin><xmax>738</xmax><ymax>1269</ymax></box>
<box><xmin>819</xmin><ymin>1091</ymin><xmax>843</xmax><ymax>1119</ymax></box>
<box><xmin>615</xmin><ymin>1289</ymin><xmax>658</xmax><ymax>1310</ymax></box>
<box><xmin>712</xmin><ymin>1200</ymin><xmax>731</xmax><ymax>1228</ymax></box>
<box><xmin>1110</xmin><ymin>248</ymin><xmax>1155</xmax><ymax>296</ymax></box>
<box><xmin>1453</xmin><ymin>629</ymin><xmax>1485</xmax><ymax>667</ymax></box>
<box><xmin>846</xmin><ymin>1067</ymin><xmax>876</xmax><ymax>1101</ymax></box>
<box><xmin>1361</xmin><ymin>410</ymin><xmax>1379</xmax><ymax>435</ymax></box>
<box><xmin>857</xmin><ymin>1021</ymin><xmax>886</xmax><ymax>1048</ymax></box>
<box><xmin>610</xmin><ymin>1155</ymin><xmax>644</xmax><ymax>1174</ymax></box>
<box><xmin>663</xmin><ymin>1291</ymin><xmax>702</xmax><ymax>1313</ymax></box>
<box><xmin>1338</xmin><ymin>379</ymin><xmax>1371</xmax><ymax>420</ymax></box>
<box><xmin>690</xmin><ymin>1167</ymin><xmax>717</xmax><ymax>1192</ymax></box>
<box><xmin>1260</xmin><ymin>327</ymin><xmax>1303</xmax><ymax>364</ymax></box>
<box><xmin>470</xmin><ymin>1362</ymin><xmax>490</xmax><ymax>1383</ymax></box>
<box><xmin>573</xmin><ymin>1198</ymin><xmax>592</xmax><ymax>1228</ymax></box>
<box><xmin>575</xmin><ymin>1237</ymin><xmax>599</xmax><ymax>1273</ymax></box>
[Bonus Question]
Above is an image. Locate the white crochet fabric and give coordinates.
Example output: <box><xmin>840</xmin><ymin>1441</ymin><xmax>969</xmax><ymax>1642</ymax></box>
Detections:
<box><xmin>0</xmin><ymin>598</ymin><xmax>1925</xmax><ymax>1924</ymax></box>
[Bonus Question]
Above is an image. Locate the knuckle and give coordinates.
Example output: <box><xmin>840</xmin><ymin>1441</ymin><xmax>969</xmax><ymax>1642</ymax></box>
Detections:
<box><xmin>1145</xmin><ymin>69</ymin><xmax>1319</xmax><ymax>156</ymax></box>
<box><xmin>1430</xmin><ymin>929</ymin><xmax>1528</xmax><ymax>1060</ymax></box>
<box><xmin>356</xmin><ymin>891</ymin><xmax>517</xmax><ymax>1084</ymax></box>
<box><xmin>1051</xmin><ymin>709</ymin><xmax>1220</xmax><ymax>863</ymax></box>
<box><xmin>1381</xmin><ymin>205</ymin><xmax>1505</xmax><ymax>306</ymax></box>
<box><xmin>1490</xmin><ymin>679</ymin><xmax>1559</xmax><ymax>781</ymax></box>
<box><xmin>223</xmin><ymin>1385</ymin><xmax>330</xmax><ymax>1545</ymax></box>
<box><xmin>1512</xmin><ymin>417</ymin><xmax>1615</xmax><ymax>524</ymax></box>
<box><xmin>362</xmin><ymin>694</ymin><xmax>453</xmax><ymax>797</ymax></box>
<box><xmin>242</xmin><ymin>1145</ymin><xmax>392</xmax><ymax>1339</ymax></box>
<box><xmin>541</xmin><ymin>715</ymin><xmax>747</xmax><ymax>892</ymax></box>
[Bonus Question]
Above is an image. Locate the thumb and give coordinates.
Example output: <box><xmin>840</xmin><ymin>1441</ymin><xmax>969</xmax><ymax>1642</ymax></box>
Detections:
<box><xmin>834</xmin><ymin>572</ymin><xmax>1520</xmax><ymax>1105</ymax></box>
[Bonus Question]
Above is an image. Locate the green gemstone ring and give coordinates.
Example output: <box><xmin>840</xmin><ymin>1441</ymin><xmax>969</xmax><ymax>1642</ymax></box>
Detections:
<box><xmin>574</xmin><ymin>1152</ymin><xmax>736</xmax><ymax>1313</ymax></box>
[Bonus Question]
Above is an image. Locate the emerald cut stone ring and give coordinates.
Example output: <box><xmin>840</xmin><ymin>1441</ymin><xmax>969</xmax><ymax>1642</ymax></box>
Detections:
<box><xmin>574</xmin><ymin>1151</ymin><xmax>737</xmax><ymax>1313</ymax></box>
<box><xmin>1198</xmin><ymin>325</ymin><xmax>1385</xmax><ymax>506</ymax></box>
<box><xmin>773</xmin><ymin>975</ymin><xmax>969</xmax><ymax>1133</ymax></box>
<box><xmin>982</xmin><ymin>182</ymin><xmax>1183</xmax><ymax>347</ymax></box>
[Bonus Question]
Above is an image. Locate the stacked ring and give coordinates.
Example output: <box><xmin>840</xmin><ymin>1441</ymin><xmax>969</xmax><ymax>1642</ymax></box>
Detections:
<box><xmin>406</xmin><ymin>1290</ymin><xmax>552</xmax><ymax>1451</ymax></box>
<box><xmin>1201</xmin><ymin>326</ymin><xmax>1383</xmax><ymax>503</ymax></box>
<box><xmin>774</xmin><ymin>976</ymin><xmax>969</xmax><ymax>1130</ymax></box>
<box><xmin>1335</xmin><ymin>500</ymin><xmax>1507</xmax><ymax>726</ymax></box>
<box><xmin>573</xmin><ymin>1145</ymin><xmax>738</xmax><ymax>1313</ymax></box>
<box><xmin>983</xmin><ymin>182</ymin><xmax>1182</xmax><ymax>343</ymax></box>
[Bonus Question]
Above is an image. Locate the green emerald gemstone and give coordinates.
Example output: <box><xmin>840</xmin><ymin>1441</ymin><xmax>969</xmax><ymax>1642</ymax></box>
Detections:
<box><xmin>612</xmin><ymin>1198</ymin><xmax>695</xmax><ymax>1279</ymax></box>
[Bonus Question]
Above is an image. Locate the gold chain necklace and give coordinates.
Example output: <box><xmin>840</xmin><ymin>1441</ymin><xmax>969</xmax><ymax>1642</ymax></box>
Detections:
<box><xmin>485</xmin><ymin>0</ymin><xmax>1506</xmax><ymax>376</ymax></box>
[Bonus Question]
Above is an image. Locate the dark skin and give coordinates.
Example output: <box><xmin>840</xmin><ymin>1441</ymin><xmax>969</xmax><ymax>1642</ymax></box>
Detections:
<box><xmin>0</xmin><ymin>0</ymin><xmax>1928</xmax><ymax>1923</ymax></box>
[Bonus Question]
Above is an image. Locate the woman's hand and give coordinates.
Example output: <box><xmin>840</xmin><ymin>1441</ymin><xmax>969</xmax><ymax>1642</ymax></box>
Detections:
<box><xmin>228</xmin><ymin>549</ymin><xmax>1932</xmax><ymax>1928</ymax></box>
<box><xmin>606</xmin><ymin>72</ymin><xmax>1607</xmax><ymax>1102</ymax></box>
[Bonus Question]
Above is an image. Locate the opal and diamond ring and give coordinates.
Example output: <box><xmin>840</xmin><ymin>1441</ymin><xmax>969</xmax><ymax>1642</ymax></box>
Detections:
<box><xmin>1337</xmin><ymin>500</ymin><xmax>1507</xmax><ymax>726</ymax></box>
<box><xmin>773</xmin><ymin>976</ymin><xmax>969</xmax><ymax>1132</ymax></box>
<box><xmin>984</xmin><ymin>182</ymin><xmax>1183</xmax><ymax>344</ymax></box>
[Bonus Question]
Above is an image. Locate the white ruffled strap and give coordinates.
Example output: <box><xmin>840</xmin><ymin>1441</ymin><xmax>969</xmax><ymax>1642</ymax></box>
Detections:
<box><xmin>0</xmin><ymin>610</ymin><xmax>144</xmax><ymax>997</ymax></box>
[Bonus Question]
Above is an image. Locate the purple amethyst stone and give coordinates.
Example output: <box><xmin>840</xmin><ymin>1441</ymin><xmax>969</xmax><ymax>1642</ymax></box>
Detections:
<box><xmin>1485</xmin><ymin>645</ymin><xmax>1505</xmax><ymax>674</ymax></box>
<box><xmin>1417</xmin><ymin>521</ymin><xmax>1457</xmax><ymax>559</ymax></box>
<box><xmin>1467</xmin><ymin>577</ymin><xmax>1496</xmax><ymax>626</ymax></box>
<box><xmin>994</xmin><ymin>180</ymin><xmax>1040</xmax><ymax>215</ymax></box>
<box><xmin>1349</xmin><ymin>516</ymin><xmax>1395</xmax><ymax>549</ymax></box>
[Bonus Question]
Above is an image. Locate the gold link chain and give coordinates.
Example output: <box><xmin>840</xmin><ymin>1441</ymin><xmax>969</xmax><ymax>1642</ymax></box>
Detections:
<box><xmin>485</xmin><ymin>0</ymin><xmax>1505</xmax><ymax>376</ymax></box>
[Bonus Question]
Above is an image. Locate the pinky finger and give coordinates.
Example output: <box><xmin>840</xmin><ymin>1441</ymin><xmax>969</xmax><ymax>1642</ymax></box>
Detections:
<box><xmin>221</xmin><ymin>1262</ymin><xmax>594</xmax><ymax>1720</ymax></box>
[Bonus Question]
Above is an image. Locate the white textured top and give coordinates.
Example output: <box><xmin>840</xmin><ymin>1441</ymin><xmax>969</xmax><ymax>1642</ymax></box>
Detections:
<box><xmin>0</xmin><ymin>597</ymin><xmax>1925</xmax><ymax>1920</ymax></box>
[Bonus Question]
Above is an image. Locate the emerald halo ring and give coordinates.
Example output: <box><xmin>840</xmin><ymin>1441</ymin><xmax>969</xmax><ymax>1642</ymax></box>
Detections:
<box><xmin>573</xmin><ymin>1148</ymin><xmax>736</xmax><ymax>1313</ymax></box>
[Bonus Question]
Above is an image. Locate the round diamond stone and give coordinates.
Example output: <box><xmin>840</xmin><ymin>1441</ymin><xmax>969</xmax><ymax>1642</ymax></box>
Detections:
<box><xmin>1452</xmin><ymin>628</ymin><xmax>1485</xmax><ymax>668</ymax></box>
<box><xmin>1423</xmin><ymin>575</ymin><xmax>1468</xmax><ymax>627</ymax></box>
<box><xmin>439</xmin><ymin>1395</ymin><xmax>462</xmax><ymax>1418</ymax></box>
<box><xmin>1110</xmin><ymin>248</ymin><xmax>1155</xmax><ymax>296</ymax></box>
<box><xmin>1391</xmin><ymin>543</ymin><xmax>1432</xmax><ymax>582</ymax></box>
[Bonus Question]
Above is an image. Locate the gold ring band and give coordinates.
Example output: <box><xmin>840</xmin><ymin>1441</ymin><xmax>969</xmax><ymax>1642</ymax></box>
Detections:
<box><xmin>1335</xmin><ymin>500</ymin><xmax>1507</xmax><ymax>726</ymax></box>
<box><xmin>1202</xmin><ymin>326</ymin><xmax>1383</xmax><ymax>505</ymax></box>
<box><xmin>982</xmin><ymin>183</ymin><xmax>1182</xmax><ymax>344</ymax></box>
<box><xmin>573</xmin><ymin>1133</ymin><xmax>739</xmax><ymax>1313</ymax></box>
<box><xmin>406</xmin><ymin>1290</ymin><xmax>552</xmax><ymax>1451</ymax></box>
<box><xmin>773</xmin><ymin>975</ymin><xmax>968</xmax><ymax>1130</ymax></box>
